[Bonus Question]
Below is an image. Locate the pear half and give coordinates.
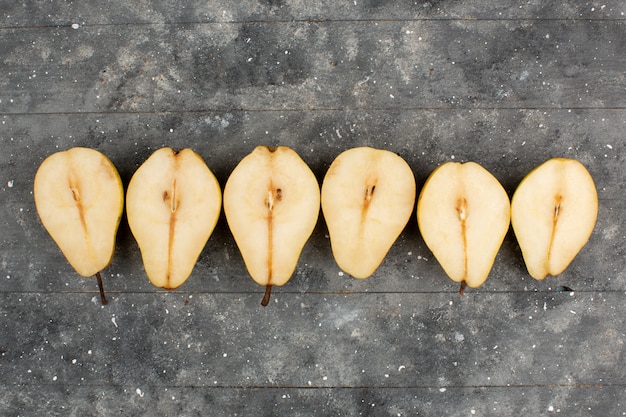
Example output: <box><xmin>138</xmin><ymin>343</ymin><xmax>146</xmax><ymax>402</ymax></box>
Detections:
<box><xmin>321</xmin><ymin>147</ymin><xmax>416</xmax><ymax>279</ymax></box>
<box><xmin>223</xmin><ymin>146</ymin><xmax>320</xmax><ymax>306</ymax></box>
<box><xmin>511</xmin><ymin>158</ymin><xmax>598</xmax><ymax>280</ymax></box>
<box><xmin>34</xmin><ymin>147</ymin><xmax>124</xmax><ymax>304</ymax></box>
<box><xmin>126</xmin><ymin>148</ymin><xmax>222</xmax><ymax>289</ymax></box>
<box><xmin>417</xmin><ymin>162</ymin><xmax>510</xmax><ymax>292</ymax></box>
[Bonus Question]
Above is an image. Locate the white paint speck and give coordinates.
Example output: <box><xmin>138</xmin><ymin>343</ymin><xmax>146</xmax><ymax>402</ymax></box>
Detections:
<box><xmin>71</xmin><ymin>23</ymin><xmax>80</xmax><ymax>29</ymax></box>
<box><xmin>136</xmin><ymin>388</ymin><xmax>144</xmax><ymax>397</ymax></box>
<box><xmin>338</xmin><ymin>271</ymin><xmax>344</xmax><ymax>277</ymax></box>
<box><xmin>223</xmin><ymin>353</ymin><xmax>227</xmax><ymax>357</ymax></box>
<box><xmin>439</xmin><ymin>387</ymin><xmax>446</xmax><ymax>392</ymax></box>
<box><xmin>111</xmin><ymin>316</ymin><xmax>118</xmax><ymax>328</ymax></box>
<box><xmin>606</xmin><ymin>144</ymin><xmax>613</xmax><ymax>149</ymax></box>
<box><xmin>7</xmin><ymin>180</ymin><xmax>14</xmax><ymax>188</ymax></box>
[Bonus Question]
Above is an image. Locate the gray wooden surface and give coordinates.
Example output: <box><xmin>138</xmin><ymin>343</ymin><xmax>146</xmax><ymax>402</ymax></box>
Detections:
<box><xmin>1</xmin><ymin>1</ymin><xmax>624</xmax><ymax>416</ymax></box>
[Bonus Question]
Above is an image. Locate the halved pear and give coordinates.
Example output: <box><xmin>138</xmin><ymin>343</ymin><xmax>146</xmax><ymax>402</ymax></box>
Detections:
<box><xmin>126</xmin><ymin>148</ymin><xmax>222</xmax><ymax>289</ymax></box>
<box><xmin>511</xmin><ymin>158</ymin><xmax>598</xmax><ymax>280</ymax></box>
<box><xmin>34</xmin><ymin>147</ymin><xmax>124</xmax><ymax>304</ymax></box>
<box><xmin>417</xmin><ymin>162</ymin><xmax>510</xmax><ymax>292</ymax></box>
<box><xmin>321</xmin><ymin>147</ymin><xmax>416</xmax><ymax>279</ymax></box>
<box><xmin>223</xmin><ymin>146</ymin><xmax>320</xmax><ymax>306</ymax></box>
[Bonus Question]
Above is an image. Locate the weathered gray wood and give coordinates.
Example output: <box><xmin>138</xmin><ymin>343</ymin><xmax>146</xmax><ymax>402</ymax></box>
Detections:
<box><xmin>1</xmin><ymin>0</ymin><xmax>625</xmax><ymax>26</ymax></box>
<box><xmin>0</xmin><ymin>1</ymin><xmax>624</xmax><ymax>415</ymax></box>
<box><xmin>1</xmin><ymin>292</ymin><xmax>624</xmax><ymax>414</ymax></box>
<box><xmin>1</xmin><ymin>109</ymin><xmax>623</xmax><ymax>295</ymax></box>
<box><xmin>2</xmin><ymin>385</ymin><xmax>624</xmax><ymax>416</ymax></box>
<box><xmin>1</xmin><ymin>20</ymin><xmax>624</xmax><ymax>114</ymax></box>
<box><xmin>1</xmin><ymin>292</ymin><xmax>624</xmax><ymax>387</ymax></box>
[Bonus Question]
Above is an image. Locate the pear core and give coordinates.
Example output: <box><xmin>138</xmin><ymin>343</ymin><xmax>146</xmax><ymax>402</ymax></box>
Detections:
<box><xmin>223</xmin><ymin>146</ymin><xmax>320</xmax><ymax>305</ymax></box>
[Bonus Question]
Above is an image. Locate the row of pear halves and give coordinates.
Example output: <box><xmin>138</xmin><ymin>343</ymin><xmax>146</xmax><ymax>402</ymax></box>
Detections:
<box><xmin>34</xmin><ymin>146</ymin><xmax>597</xmax><ymax>305</ymax></box>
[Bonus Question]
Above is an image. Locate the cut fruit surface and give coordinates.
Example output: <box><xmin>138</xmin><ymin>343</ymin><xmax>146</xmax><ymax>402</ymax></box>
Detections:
<box><xmin>321</xmin><ymin>147</ymin><xmax>416</xmax><ymax>279</ymax></box>
<box><xmin>34</xmin><ymin>147</ymin><xmax>124</xmax><ymax>278</ymax></box>
<box><xmin>126</xmin><ymin>148</ymin><xmax>222</xmax><ymax>289</ymax></box>
<box><xmin>417</xmin><ymin>162</ymin><xmax>510</xmax><ymax>289</ymax></box>
<box><xmin>223</xmin><ymin>146</ymin><xmax>320</xmax><ymax>304</ymax></box>
<box><xmin>511</xmin><ymin>158</ymin><xmax>598</xmax><ymax>280</ymax></box>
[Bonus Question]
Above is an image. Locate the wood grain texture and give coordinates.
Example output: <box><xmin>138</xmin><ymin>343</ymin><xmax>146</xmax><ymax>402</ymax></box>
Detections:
<box><xmin>0</xmin><ymin>1</ymin><xmax>624</xmax><ymax>415</ymax></box>
<box><xmin>1</xmin><ymin>0</ymin><xmax>625</xmax><ymax>26</ymax></box>
<box><xmin>2</xmin><ymin>293</ymin><xmax>624</xmax><ymax>386</ymax></box>
<box><xmin>0</xmin><ymin>20</ymin><xmax>624</xmax><ymax>113</ymax></box>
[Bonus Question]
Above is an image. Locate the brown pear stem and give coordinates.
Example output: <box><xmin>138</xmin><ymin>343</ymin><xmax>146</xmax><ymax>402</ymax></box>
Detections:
<box><xmin>261</xmin><ymin>285</ymin><xmax>273</xmax><ymax>306</ymax></box>
<box><xmin>95</xmin><ymin>272</ymin><xmax>108</xmax><ymax>305</ymax></box>
<box><xmin>459</xmin><ymin>281</ymin><xmax>466</xmax><ymax>296</ymax></box>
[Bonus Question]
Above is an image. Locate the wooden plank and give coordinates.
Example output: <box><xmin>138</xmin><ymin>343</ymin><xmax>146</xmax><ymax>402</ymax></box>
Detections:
<box><xmin>1</xmin><ymin>292</ymin><xmax>624</xmax><ymax>388</ymax></box>
<box><xmin>1</xmin><ymin>109</ymin><xmax>623</xmax><ymax>294</ymax></box>
<box><xmin>0</xmin><ymin>2</ymin><xmax>623</xmax><ymax>414</ymax></box>
<box><xmin>1</xmin><ymin>0</ymin><xmax>625</xmax><ymax>26</ymax></box>
<box><xmin>1</xmin><ymin>385</ymin><xmax>624</xmax><ymax>416</ymax></box>
<box><xmin>1</xmin><ymin>20</ymin><xmax>624</xmax><ymax>113</ymax></box>
<box><xmin>0</xmin><ymin>110</ymin><xmax>626</xmax><ymax>293</ymax></box>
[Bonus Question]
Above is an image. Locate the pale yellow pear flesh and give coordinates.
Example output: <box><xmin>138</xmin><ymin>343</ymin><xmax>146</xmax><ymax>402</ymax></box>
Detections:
<box><xmin>223</xmin><ymin>146</ymin><xmax>320</xmax><ymax>295</ymax></box>
<box><xmin>417</xmin><ymin>162</ymin><xmax>510</xmax><ymax>288</ymax></box>
<box><xmin>321</xmin><ymin>147</ymin><xmax>416</xmax><ymax>279</ymax></box>
<box><xmin>511</xmin><ymin>158</ymin><xmax>598</xmax><ymax>280</ymax></box>
<box><xmin>34</xmin><ymin>147</ymin><xmax>124</xmax><ymax>278</ymax></box>
<box><xmin>126</xmin><ymin>148</ymin><xmax>222</xmax><ymax>289</ymax></box>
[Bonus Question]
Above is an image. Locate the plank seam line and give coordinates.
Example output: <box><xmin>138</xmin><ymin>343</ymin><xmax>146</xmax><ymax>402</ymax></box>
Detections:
<box><xmin>1</xmin><ymin>107</ymin><xmax>626</xmax><ymax>117</ymax></box>
<box><xmin>1</xmin><ymin>289</ymin><xmax>624</xmax><ymax>296</ymax></box>
<box><xmin>2</xmin><ymin>382</ymin><xmax>625</xmax><ymax>389</ymax></box>
<box><xmin>0</xmin><ymin>17</ymin><xmax>625</xmax><ymax>30</ymax></box>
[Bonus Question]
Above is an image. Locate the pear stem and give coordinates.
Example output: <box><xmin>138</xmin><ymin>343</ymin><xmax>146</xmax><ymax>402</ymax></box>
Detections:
<box><xmin>261</xmin><ymin>285</ymin><xmax>272</xmax><ymax>306</ymax></box>
<box><xmin>95</xmin><ymin>272</ymin><xmax>108</xmax><ymax>305</ymax></box>
<box><xmin>459</xmin><ymin>281</ymin><xmax>466</xmax><ymax>296</ymax></box>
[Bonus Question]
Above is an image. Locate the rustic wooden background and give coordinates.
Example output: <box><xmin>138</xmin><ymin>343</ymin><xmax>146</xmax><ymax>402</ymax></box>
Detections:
<box><xmin>1</xmin><ymin>1</ymin><xmax>624</xmax><ymax>415</ymax></box>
